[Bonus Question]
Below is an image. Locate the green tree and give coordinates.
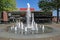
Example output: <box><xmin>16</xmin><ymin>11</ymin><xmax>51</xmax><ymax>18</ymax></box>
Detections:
<box><xmin>0</xmin><ymin>0</ymin><xmax>17</xmax><ymax>12</ymax></box>
<box><xmin>38</xmin><ymin>0</ymin><xmax>60</xmax><ymax>23</ymax></box>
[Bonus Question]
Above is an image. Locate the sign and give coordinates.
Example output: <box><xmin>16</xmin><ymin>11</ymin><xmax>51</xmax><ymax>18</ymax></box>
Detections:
<box><xmin>20</xmin><ymin>8</ymin><xmax>35</xmax><ymax>11</ymax></box>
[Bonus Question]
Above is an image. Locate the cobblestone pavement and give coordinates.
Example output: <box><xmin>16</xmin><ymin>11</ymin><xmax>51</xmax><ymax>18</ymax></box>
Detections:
<box><xmin>0</xmin><ymin>23</ymin><xmax>60</xmax><ymax>40</ymax></box>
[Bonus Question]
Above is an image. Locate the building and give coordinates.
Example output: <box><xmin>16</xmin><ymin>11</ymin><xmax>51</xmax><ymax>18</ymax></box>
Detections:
<box><xmin>0</xmin><ymin>8</ymin><xmax>53</xmax><ymax>23</ymax></box>
<box><xmin>7</xmin><ymin>8</ymin><xmax>52</xmax><ymax>23</ymax></box>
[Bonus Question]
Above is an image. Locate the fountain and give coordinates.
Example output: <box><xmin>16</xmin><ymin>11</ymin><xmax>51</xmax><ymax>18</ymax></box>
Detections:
<box><xmin>7</xmin><ymin>3</ymin><xmax>53</xmax><ymax>35</ymax></box>
<box><xmin>0</xmin><ymin>3</ymin><xmax>60</xmax><ymax>40</ymax></box>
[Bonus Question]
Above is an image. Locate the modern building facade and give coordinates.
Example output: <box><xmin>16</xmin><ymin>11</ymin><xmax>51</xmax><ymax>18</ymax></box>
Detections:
<box><xmin>1</xmin><ymin>8</ymin><xmax>53</xmax><ymax>23</ymax></box>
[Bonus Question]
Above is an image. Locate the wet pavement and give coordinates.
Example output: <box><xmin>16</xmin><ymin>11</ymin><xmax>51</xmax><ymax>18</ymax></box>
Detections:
<box><xmin>0</xmin><ymin>23</ymin><xmax>60</xmax><ymax>40</ymax></box>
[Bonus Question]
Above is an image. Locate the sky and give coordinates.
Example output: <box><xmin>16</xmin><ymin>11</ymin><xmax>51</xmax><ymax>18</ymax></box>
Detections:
<box><xmin>16</xmin><ymin>0</ymin><xmax>40</xmax><ymax>11</ymax></box>
<box><xmin>16</xmin><ymin>0</ymin><xmax>60</xmax><ymax>16</ymax></box>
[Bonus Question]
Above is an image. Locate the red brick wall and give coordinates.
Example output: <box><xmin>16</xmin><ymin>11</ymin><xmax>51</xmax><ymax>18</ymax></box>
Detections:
<box><xmin>3</xmin><ymin>11</ymin><xmax>8</xmax><ymax>22</ymax></box>
<box><xmin>52</xmin><ymin>17</ymin><xmax>57</xmax><ymax>22</ymax></box>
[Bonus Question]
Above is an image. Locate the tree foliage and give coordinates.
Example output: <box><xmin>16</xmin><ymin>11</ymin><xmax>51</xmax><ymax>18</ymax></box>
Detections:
<box><xmin>0</xmin><ymin>0</ymin><xmax>17</xmax><ymax>11</ymax></box>
<box><xmin>38</xmin><ymin>0</ymin><xmax>60</xmax><ymax>23</ymax></box>
<box><xmin>38</xmin><ymin>0</ymin><xmax>60</xmax><ymax>11</ymax></box>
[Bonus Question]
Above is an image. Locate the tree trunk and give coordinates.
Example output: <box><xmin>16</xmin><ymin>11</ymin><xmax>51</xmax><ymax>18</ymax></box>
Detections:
<box><xmin>57</xmin><ymin>8</ymin><xmax>59</xmax><ymax>23</ymax></box>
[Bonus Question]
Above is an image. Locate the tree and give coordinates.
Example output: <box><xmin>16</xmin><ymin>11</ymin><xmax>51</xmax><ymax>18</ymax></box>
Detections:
<box><xmin>38</xmin><ymin>0</ymin><xmax>60</xmax><ymax>23</ymax></box>
<box><xmin>0</xmin><ymin>0</ymin><xmax>17</xmax><ymax>12</ymax></box>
